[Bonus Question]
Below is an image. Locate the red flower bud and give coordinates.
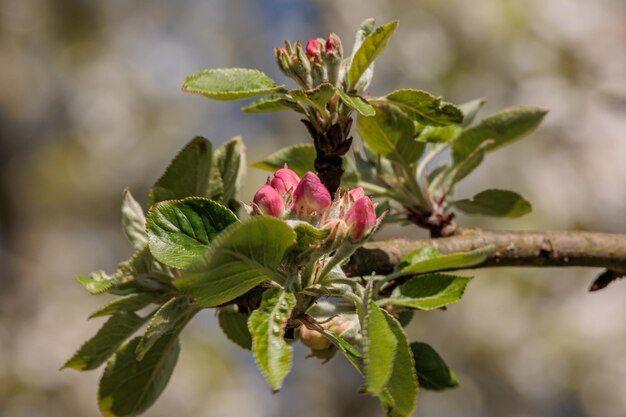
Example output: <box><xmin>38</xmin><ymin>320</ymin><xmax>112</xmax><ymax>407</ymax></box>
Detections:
<box><xmin>347</xmin><ymin>187</ymin><xmax>365</xmax><ymax>202</ymax></box>
<box><xmin>293</xmin><ymin>172</ymin><xmax>332</xmax><ymax>217</ymax></box>
<box><xmin>305</xmin><ymin>38</ymin><xmax>323</xmax><ymax>59</ymax></box>
<box><xmin>344</xmin><ymin>196</ymin><xmax>377</xmax><ymax>240</ymax></box>
<box><xmin>270</xmin><ymin>167</ymin><xmax>300</xmax><ymax>197</ymax></box>
<box><xmin>325</xmin><ymin>33</ymin><xmax>342</xmax><ymax>55</ymax></box>
<box><xmin>253</xmin><ymin>184</ymin><xmax>285</xmax><ymax>218</ymax></box>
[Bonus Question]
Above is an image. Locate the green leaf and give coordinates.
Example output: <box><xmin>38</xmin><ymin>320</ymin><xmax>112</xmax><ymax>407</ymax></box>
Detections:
<box><xmin>452</xmin><ymin>189</ymin><xmax>532</xmax><ymax>218</ymax></box>
<box><xmin>364</xmin><ymin>299</ymin><xmax>398</xmax><ymax>395</ymax></box>
<box><xmin>411</xmin><ymin>342</ymin><xmax>459</xmax><ymax>390</ymax></box>
<box><xmin>251</xmin><ymin>144</ymin><xmax>315</xmax><ymax>177</ymax></box>
<box><xmin>98</xmin><ymin>335</ymin><xmax>180</xmax><ymax>417</ymax></box>
<box><xmin>320</xmin><ymin>330</ymin><xmax>363</xmax><ymax>372</ymax></box>
<box><xmin>417</xmin><ymin>125</ymin><xmax>462</xmax><ymax>143</ymax></box>
<box><xmin>447</xmin><ymin>140</ymin><xmax>490</xmax><ymax>186</ymax></box>
<box><xmin>76</xmin><ymin>271</ymin><xmax>114</xmax><ymax>295</ymax></box>
<box><xmin>289</xmin><ymin>83</ymin><xmax>336</xmax><ymax>114</ymax></box>
<box><xmin>63</xmin><ymin>312</ymin><xmax>147</xmax><ymax>371</ymax></box>
<box><xmin>386</xmin><ymin>273</ymin><xmax>471</xmax><ymax>310</ymax></box>
<box><xmin>384</xmin><ymin>89</ymin><xmax>463</xmax><ymax>126</ymax></box>
<box><xmin>248</xmin><ymin>288</ymin><xmax>296</xmax><ymax>391</ymax></box>
<box><xmin>241</xmin><ymin>94</ymin><xmax>303</xmax><ymax>114</ymax></box>
<box><xmin>357</xmin><ymin>103</ymin><xmax>422</xmax><ymax>165</ymax></box>
<box><xmin>89</xmin><ymin>293</ymin><xmax>162</xmax><ymax>319</ymax></box>
<box><xmin>215</xmin><ymin>137</ymin><xmax>247</xmax><ymax>210</ymax></box>
<box><xmin>136</xmin><ymin>297</ymin><xmax>199</xmax><ymax>361</ymax></box>
<box><xmin>335</xmin><ymin>88</ymin><xmax>376</xmax><ymax>116</ymax></box>
<box><xmin>146</xmin><ymin>197</ymin><xmax>238</xmax><ymax>269</ymax></box>
<box><xmin>452</xmin><ymin>106</ymin><xmax>548</xmax><ymax>162</ymax></box>
<box><xmin>149</xmin><ymin>137</ymin><xmax>222</xmax><ymax>205</ymax></box>
<box><xmin>176</xmin><ymin>217</ymin><xmax>296</xmax><ymax>307</ymax></box>
<box><xmin>400</xmin><ymin>246</ymin><xmax>490</xmax><ymax>276</ymax></box>
<box><xmin>218</xmin><ymin>307</ymin><xmax>252</xmax><ymax>350</ymax></box>
<box><xmin>291</xmin><ymin>221</ymin><xmax>331</xmax><ymax>248</ymax></box>
<box><xmin>379</xmin><ymin>310</ymin><xmax>418</xmax><ymax>417</ymax></box>
<box><xmin>458</xmin><ymin>98</ymin><xmax>486</xmax><ymax>127</ymax></box>
<box><xmin>348</xmin><ymin>21</ymin><xmax>399</xmax><ymax>90</ymax></box>
<box><xmin>183</xmin><ymin>68</ymin><xmax>283</xmax><ymax>100</ymax></box>
<box><xmin>121</xmin><ymin>189</ymin><xmax>147</xmax><ymax>250</ymax></box>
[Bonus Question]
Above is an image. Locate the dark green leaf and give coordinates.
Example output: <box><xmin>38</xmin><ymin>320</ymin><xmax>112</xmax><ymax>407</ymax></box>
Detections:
<box><xmin>387</xmin><ymin>274</ymin><xmax>471</xmax><ymax>310</ymax></box>
<box><xmin>248</xmin><ymin>288</ymin><xmax>296</xmax><ymax>391</ymax></box>
<box><xmin>335</xmin><ymin>88</ymin><xmax>376</xmax><ymax>116</ymax></box>
<box><xmin>348</xmin><ymin>21</ymin><xmax>399</xmax><ymax>90</ymax></box>
<box><xmin>63</xmin><ymin>312</ymin><xmax>147</xmax><ymax>371</ymax></box>
<box><xmin>98</xmin><ymin>335</ymin><xmax>180</xmax><ymax>417</ymax></box>
<box><xmin>121</xmin><ymin>189</ymin><xmax>147</xmax><ymax>250</ymax></box>
<box><xmin>364</xmin><ymin>299</ymin><xmax>398</xmax><ymax>395</ymax></box>
<box><xmin>380</xmin><ymin>310</ymin><xmax>418</xmax><ymax>417</ymax></box>
<box><xmin>176</xmin><ymin>217</ymin><xmax>296</xmax><ymax>307</ymax></box>
<box><xmin>411</xmin><ymin>342</ymin><xmax>459</xmax><ymax>390</ymax></box>
<box><xmin>149</xmin><ymin>137</ymin><xmax>222</xmax><ymax>205</ymax></box>
<box><xmin>384</xmin><ymin>89</ymin><xmax>463</xmax><ymax>126</ymax></box>
<box><xmin>183</xmin><ymin>68</ymin><xmax>283</xmax><ymax>100</ymax></box>
<box><xmin>241</xmin><ymin>94</ymin><xmax>303</xmax><ymax>114</ymax></box>
<box><xmin>452</xmin><ymin>189</ymin><xmax>532</xmax><ymax>218</ymax></box>
<box><xmin>146</xmin><ymin>197</ymin><xmax>238</xmax><ymax>269</ymax></box>
<box><xmin>251</xmin><ymin>144</ymin><xmax>315</xmax><ymax>177</ymax></box>
<box><xmin>400</xmin><ymin>246</ymin><xmax>490</xmax><ymax>276</ymax></box>
<box><xmin>89</xmin><ymin>293</ymin><xmax>162</xmax><ymax>319</ymax></box>
<box><xmin>218</xmin><ymin>307</ymin><xmax>252</xmax><ymax>350</ymax></box>
<box><xmin>215</xmin><ymin>137</ymin><xmax>247</xmax><ymax>209</ymax></box>
<box><xmin>452</xmin><ymin>106</ymin><xmax>548</xmax><ymax>162</ymax></box>
<box><xmin>136</xmin><ymin>297</ymin><xmax>199</xmax><ymax>361</ymax></box>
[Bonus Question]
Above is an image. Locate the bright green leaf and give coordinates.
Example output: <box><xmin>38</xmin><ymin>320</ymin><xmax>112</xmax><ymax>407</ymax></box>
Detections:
<box><xmin>98</xmin><ymin>335</ymin><xmax>180</xmax><ymax>417</ymax></box>
<box><xmin>218</xmin><ymin>307</ymin><xmax>252</xmax><ymax>350</ymax></box>
<box><xmin>289</xmin><ymin>83</ymin><xmax>335</xmax><ymax>114</ymax></box>
<box><xmin>335</xmin><ymin>88</ymin><xmax>376</xmax><ymax>116</ymax></box>
<box><xmin>348</xmin><ymin>21</ymin><xmax>398</xmax><ymax>90</ymax></box>
<box><xmin>146</xmin><ymin>197</ymin><xmax>238</xmax><ymax>269</ymax></box>
<box><xmin>63</xmin><ymin>312</ymin><xmax>147</xmax><ymax>371</ymax></box>
<box><xmin>248</xmin><ymin>288</ymin><xmax>296</xmax><ymax>391</ymax></box>
<box><xmin>241</xmin><ymin>94</ymin><xmax>303</xmax><ymax>114</ymax></box>
<box><xmin>121</xmin><ymin>188</ymin><xmax>147</xmax><ymax>250</ymax></box>
<box><xmin>251</xmin><ymin>144</ymin><xmax>315</xmax><ymax>177</ymax></box>
<box><xmin>89</xmin><ymin>293</ymin><xmax>162</xmax><ymax>319</ymax></box>
<box><xmin>76</xmin><ymin>272</ymin><xmax>114</xmax><ymax>295</ymax></box>
<box><xmin>452</xmin><ymin>189</ymin><xmax>532</xmax><ymax>218</ymax></box>
<box><xmin>400</xmin><ymin>246</ymin><xmax>490</xmax><ymax>276</ymax></box>
<box><xmin>418</xmin><ymin>125</ymin><xmax>462</xmax><ymax>143</ymax></box>
<box><xmin>176</xmin><ymin>217</ymin><xmax>296</xmax><ymax>307</ymax></box>
<box><xmin>291</xmin><ymin>221</ymin><xmax>330</xmax><ymax>248</ymax></box>
<box><xmin>386</xmin><ymin>273</ymin><xmax>471</xmax><ymax>310</ymax></box>
<box><xmin>452</xmin><ymin>106</ymin><xmax>548</xmax><ymax>162</ymax></box>
<box><xmin>364</xmin><ymin>300</ymin><xmax>398</xmax><ymax>395</ymax></box>
<box><xmin>149</xmin><ymin>137</ymin><xmax>222</xmax><ymax>205</ymax></box>
<box><xmin>411</xmin><ymin>342</ymin><xmax>460</xmax><ymax>390</ymax></box>
<box><xmin>384</xmin><ymin>89</ymin><xmax>463</xmax><ymax>126</ymax></box>
<box><xmin>183</xmin><ymin>68</ymin><xmax>283</xmax><ymax>100</ymax></box>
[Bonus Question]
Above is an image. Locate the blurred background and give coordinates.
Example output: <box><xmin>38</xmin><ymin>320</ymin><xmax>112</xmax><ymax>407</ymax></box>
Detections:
<box><xmin>1</xmin><ymin>0</ymin><xmax>625</xmax><ymax>416</ymax></box>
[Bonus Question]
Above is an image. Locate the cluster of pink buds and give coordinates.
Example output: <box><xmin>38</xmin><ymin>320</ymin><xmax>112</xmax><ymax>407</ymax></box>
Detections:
<box><xmin>275</xmin><ymin>33</ymin><xmax>343</xmax><ymax>88</ymax></box>
<box><xmin>252</xmin><ymin>167</ymin><xmax>381</xmax><ymax>241</ymax></box>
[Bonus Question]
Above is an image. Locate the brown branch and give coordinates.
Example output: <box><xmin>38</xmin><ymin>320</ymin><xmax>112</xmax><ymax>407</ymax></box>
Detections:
<box><xmin>345</xmin><ymin>230</ymin><xmax>626</xmax><ymax>281</ymax></box>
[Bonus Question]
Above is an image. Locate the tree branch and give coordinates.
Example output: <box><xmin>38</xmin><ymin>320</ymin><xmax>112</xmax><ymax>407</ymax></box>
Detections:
<box><xmin>346</xmin><ymin>230</ymin><xmax>626</xmax><ymax>281</ymax></box>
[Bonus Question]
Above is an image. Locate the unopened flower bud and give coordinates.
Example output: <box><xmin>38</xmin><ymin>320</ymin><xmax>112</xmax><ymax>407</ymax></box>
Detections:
<box><xmin>323</xmin><ymin>218</ymin><xmax>348</xmax><ymax>242</ymax></box>
<box><xmin>270</xmin><ymin>167</ymin><xmax>300</xmax><ymax>197</ymax></box>
<box><xmin>293</xmin><ymin>172</ymin><xmax>332</xmax><ymax>217</ymax></box>
<box><xmin>325</xmin><ymin>33</ymin><xmax>343</xmax><ymax>57</ymax></box>
<box><xmin>347</xmin><ymin>187</ymin><xmax>365</xmax><ymax>202</ymax></box>
<box><xmin>306</xmin><ymin>38</ymin><xmax>323</xmax><ymax>60</ymax></box>
<box><xmin>344</xmin><ymin>196</ymin><xmax>377</xmax><ymax>240</ymax></box>
<box><xmin>253</xmin><ymin>185</ymin><xmax>286</xmax><ymax>218</ymax></box>
<box><xmin>299</xmin><ymin>325</ymin><xmax>331</xmax><ymax>351</ymax></box>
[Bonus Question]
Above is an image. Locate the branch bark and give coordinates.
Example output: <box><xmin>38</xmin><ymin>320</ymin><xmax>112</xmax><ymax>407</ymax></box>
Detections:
<box><xmin>346</xmin><ymin>230</ymin><xmax>626</xmax><ymax>278</ymax></box>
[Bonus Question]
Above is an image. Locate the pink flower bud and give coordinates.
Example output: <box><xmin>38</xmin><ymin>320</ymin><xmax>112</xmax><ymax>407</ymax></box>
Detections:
<box><xmin>276</xmin><ymin>46</ymin><xmax>287</xmax><ymax>54</ymax></box>
<box><xmin>293</xmin><ymin>172</ymin><xmax>332</xmax><ymax>217</ymax></box>
<box><xmin>323</xmin><ymin>218</ymin><xmax>348</xmax><ymax>241</ymax></box>
<box><xmin>344</xmin><ymin>196</ymin><xmax>377</xmax><ymax>240</ymax></box>
<box><xmin>253</xmin><ymin>185</ymin><xmax>285</xmax><ymax>218</ymax></box>
<box><xmin>270</xmin><ymin>167</ymin><xmax>300</xmax><ymax>197</ymax></box>
<box><xmin>305</xmin><ymin>38</ymin><xmax>323</xmax><ymax>59</ymax></box>
<box><xmin>325</xmin><ymin>33</ymin><xmax>342</xmax><ymax>55</ymax></box>
<box><xmin>347</xmin><ymin>187</ymin><xmax>365</xmax><ymax>202</ymax></box>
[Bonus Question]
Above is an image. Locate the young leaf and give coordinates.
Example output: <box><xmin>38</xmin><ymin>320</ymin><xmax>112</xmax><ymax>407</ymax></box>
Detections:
<box><xmin>348</xmin><ymin>21</ymin><xmax>399</xmax><ymax>91</ymax></box>
<box><xmin>411</xmin><ymin>342</ymin><xmax>460</xmax><ymax>390</ymax></box>
<box><xmin>98</xmin><ymin>335</ymin><xmax>180</xmax><ymax>417</ymax></box>
<box><xmin>291</xmin><ymin>221</ymin><xmax>331</xmax><ymax>248</ymax></box>
<box><xmin>218</xmin><ymin>307</ymin><xmax>252</xmax><ymax>350</ymax></box>
<box><xmin>335</xmin><ymin>88</ymin><xmax>376</xmax><ymax>116</ymax></box>
<box><xmin>136</xmin><ymin>297</ymin><xmax>199</xmax><ymax>361</ymax></box>
<box><xmin>251</xmin><ymin>144</ymin><xmax>316</xmax><ymax>177</ymax></box>
<box><xmin>379</xmin><ymin>310</ymin><xmax>419</xmax><ymax>417</ymax></box>
<box><xmin>400</xmin><ymin>246</ymin><xmax>490</xmax><ymax>276</ymax></box>
<box><xmin>417</xmin><ymin>125</ymin><xmax>462</xmax><ymax>143</ymax></box>
<box><xmin>289</xmin><ymin>83</ymin><xmax>336</xmax><ymax>114</ymax></box>
<box><xmin>384</xmin><ymin>89</ymin><xmax>463</xmax><ymax>126</ymax></box>
<box><xmin>183</xmin><ymin>68</ymin><xmax>283</xmax><ymax>100</ymax></box>
<box><xmin>385</xmin><ymin>273</ymin><xmax>472</xmax><ymax>310</ymax></box>
<box><xmin>176</xmin><ymin>217</ymin><xmax>296</xmax><ymax>307</ymax></box>
<box><xmin>63</xmin><ymin>312</ymin><xmax>147</xmax><ymax>371</ymax></box>
<box><xmin>458</xmin><ymin>97</ymin><xmax>487</xmax><ymax>127</ymax></box>
<box><xmin>452</xmin><ymin>189</ymin><xmax>532</xmax><ymax>218</ymax></box>
<box><xmin>121</xmin><ymin>188</ymin><xmax>147</xmax><ymax>250</ymax></box>
<box><xmin>241</xmin><ymin>94</ymin><xmax>303</xmax><ymax>114</ymax></box>
<box><xmin>215</xmin><ymin>137</ymin><xmax>247</xmax><ymax>210</ymax></box>
<box><xmin>149</xmin><ymin>137</ymin><xmax>221</xmax><ymax>205</ymax></box>
<box><xmin>364</xmin><ymin>299</ymin><xmax>398</xmax><ymax>395</ymax></box>
<box><xmin>452</xmin><ymin>106</ymin><xmax>548</xmax><ymax>162</ymax></box>
<box><xmin>447</xmin><ymin>140</ymin><xmax>490</xmax><ymax>186</ymax></box>
<box><xmin>248</xmin><ymin>288</ymin><xmax>296</xmax><ymax>391</ymax></box>
<box><xmin>89</xmin><ymin>293</ymin><xmax>162</xmax><ymax>319</ymax></box>
<box><xmin>76</xmin><ymin>271</ymin><xmax>114</xmax><ymax>295</ymax></box>
<box><xmin>146</xmin><ymin>197</ymin><xmax>238</xmax><ymax>269</ymax></box>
